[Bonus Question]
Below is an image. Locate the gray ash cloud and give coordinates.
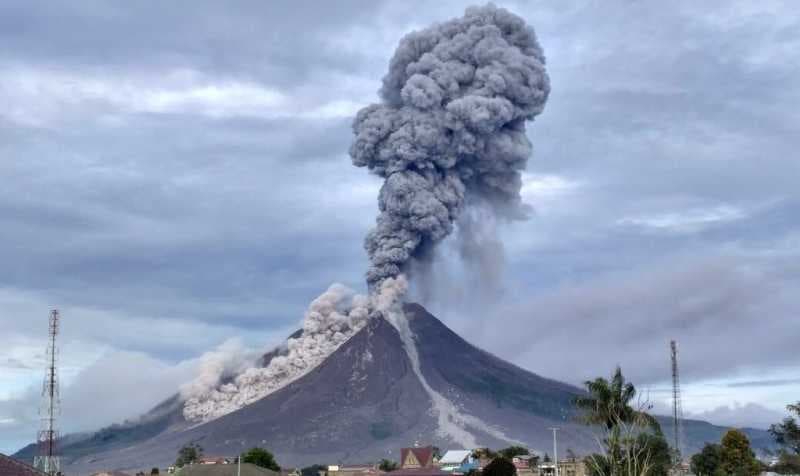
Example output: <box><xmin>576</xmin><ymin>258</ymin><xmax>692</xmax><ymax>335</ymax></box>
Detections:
<box><xmin>350</xmin><ymin>4</ymin><xmax>550</xmax><ymax>289</ymax></box>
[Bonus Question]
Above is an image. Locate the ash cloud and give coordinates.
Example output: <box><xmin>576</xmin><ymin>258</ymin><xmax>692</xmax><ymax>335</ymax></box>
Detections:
<box><xmin>350</xmin><ymin>4</ymin><xmax>550</xmax><ymax>290</ymax></box>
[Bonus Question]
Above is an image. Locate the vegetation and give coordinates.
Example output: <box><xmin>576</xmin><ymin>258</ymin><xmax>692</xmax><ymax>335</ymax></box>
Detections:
<box><xmin>301</xmin><ymin>464</ymin><xmax>328</xmax><ymax>476</ymax></box>
<box><xmin>690</xmin><ymin>443</ymin><xmax>722</xmax><ymax>476</ymax></box>
<box><xmin>770</xmin><ymin>402</ymin><xmax>800</xmax><ymax>454</ymax></box>
<box><xmin>689</xmin><ymin>430</ymin><xmax>761</xmax><ymax>476</ymax></box>
<box><xmin>242</xmin><ymin>447</ymin><xmax>281</xmax><ymax>471</ymax></box>
<box><xmin>769</xmin><ymin>402</ymin><xmax>800</xmax><ymax>474</ymax></box>
<box><xmin>472</xmin><ymin>448</ymin><xmax>499</xmax><ymax>460</ymax></box>
<box><xmin>499</xmin><ymin>446</ymin><xmax>530</xmax><ymax>460</ymax></box>
<box><xmin>379</xmin><ymin>459</ymin><xmax>398</xmax><ymax>472</ymax></box>
<box><xmin>151</xmin><ymin>468</ymin><xmax>160</xmax><ymax>475</ymax></box>
<box><xmin>574</xmin><ymin>366</ymin><xmax>670</xmax><ymax>476</ymax></box>
<box><xmin>175</xmin><ymin>443</ymin><xmax>203</xmax><ymax>467</ymax></box>
<box><xmin>482</xmin><ymin>457</ymin><xmax>517</xmax><ymax>476</ymax></box>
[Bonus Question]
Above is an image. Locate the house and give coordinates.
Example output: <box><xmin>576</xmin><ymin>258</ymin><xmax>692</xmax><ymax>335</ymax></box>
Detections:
<box><xmin>556</xmin><ymin>458</ymin><xmax>587</xmax><ymax>476</ymax></box>
<box><xmin>327</xmin><ymin>465</ymin><xmax>382</xmax><ymax>476</ymax></box>
<box><xmin>392</xmin><ymin>447</ymin><xmax>449</xmax><ymax>476</ymax></box>
<box><xmin>199</xmin><ymin>456</ymin><xmax>233</xmax><ymax>465</ymax></box>
<box><xmin>0</xmin><ymin>454</ymin><xmax>46</xmax><ymax>476</ymax></box>
<box><xmin>178</xmin><ymin>462</ymin><xmax>280</xmax><ymax>476</ymax></box>
<box><xmin>91</xmin><ymin>472</ymin><xmax>132</xmax><ymax>476</ymax></box>
<box><xmin>400</xmin><ymin>447</ymin><xmax>436</xmax><ymax>469</ymax></box>
<box><xmin>512</xmin><ymin>455</ymin><xmax>538</xmax><ymax>475</ymax></box>
<box><xmin>437</xmin><ymin>450</ymin><xmax>477</xmax><ymax>474</ymax></box>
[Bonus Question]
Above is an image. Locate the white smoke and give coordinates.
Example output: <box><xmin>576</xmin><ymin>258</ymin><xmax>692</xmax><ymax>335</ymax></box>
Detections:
<box><xmin>179</xmin><ymin>338</ymin><xmax>254</xmax><ymax>400</ymax></box>
<box><xmin>182</xmin><ymin>283</ymin><xmax>371</xmax><ymax>421</ymax></box>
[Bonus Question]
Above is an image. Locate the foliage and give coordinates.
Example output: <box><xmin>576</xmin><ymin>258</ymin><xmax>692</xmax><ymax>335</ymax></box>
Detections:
<box><xmin>584</xmin><ymin>434</ymin><xmax>671</xmax><ymax>476</ymax></box>
<box><xmin>483</xmin><ymin>457</ymin><xmax>517</xmax><ymax>476</ymax></box>
<box><xmin>379</xmin><ymin>459</ymin><xmax>398</xmax><ymax>472</ymax></box>
<box><xmin>574</xmin><ymin>366</ymin><xmax>662</xmax><ymax>435</ymax></box>
<box><xmin>473</xmin><ymin>448</ymin><xmax>499</xmax><ymax>460</ymax></box>
<box><xmin>576</xmin><ymin>367</ymin><xmax>667</xmax><ymax>476</ymax></box>
<box><xmin>242</xmin><ymin>447</ymin><xmax>281</xmax><ymax>471</ymax></box>
<box><xmin>543</xmin><ymin>453</ymin><xmax>551</xmax><ymax>463</ymax></box>
<box><xmin>718</xmin><ymin>429</ymin><xmax>761</xmax><ymax>476</ymax></box>
<box><xmin>772</xmin><ymin>452</ymin><xmax>800</xmax><ymax>474</ymax></box>
<box><xmin>301</xmin><ymin>464</ymin><xmax>328</xmax><ymax>476</ymax></box>
<box><xmin>499</xmin><ymin>446</ymin><xmax>530</xmax><ymax>460</ymax></box>
<box><xmin>175</xmin><ymin>443</ymin><xmax>203</xmax><ymax>467</ymax></box>
<box><xmin>151</xmin><ymin>468</ymin><xmax>160</xmax><ymax>475</ymax></box>
<box><xmin>690</xmin><ymin>443</ymin><xmax>722</xmax><ymax>476</ymax></box>
<box><xmin>770</xmin><ymin>402</ymin><xmax>800</xmax><ymax>455</ymax></box>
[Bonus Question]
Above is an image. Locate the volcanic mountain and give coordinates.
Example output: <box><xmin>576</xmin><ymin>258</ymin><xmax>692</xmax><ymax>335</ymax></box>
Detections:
<box><xmin>14</xmin><ymin>304</ymin><xmax>774</xmax><ymax>473</ymax></box>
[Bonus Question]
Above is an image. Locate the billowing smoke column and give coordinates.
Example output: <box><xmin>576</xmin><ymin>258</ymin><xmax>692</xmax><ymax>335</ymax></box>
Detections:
<box><xmin>350</xmin><ymin>4</ymin><xmax>549</xmax><ymax>290</ymax></box>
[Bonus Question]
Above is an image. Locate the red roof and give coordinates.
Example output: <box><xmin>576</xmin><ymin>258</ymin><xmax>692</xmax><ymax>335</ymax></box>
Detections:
<box><xmin>400</xmin><ymin>447</ymin><xmax>435</xmax><ymax>469</ymax></box>
<box><xmin>0</xmin><ymin>454</ymin><xmax>45</xmax><ymax>476</ymax></box>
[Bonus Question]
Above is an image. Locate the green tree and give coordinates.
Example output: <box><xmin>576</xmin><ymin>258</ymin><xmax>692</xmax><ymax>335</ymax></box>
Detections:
<box><xmin>301</xmin><ymin>464</ymin><xmax>327</xmax><ymax>476</ymax></box>
<box><xmin>770</xmin><ymin>402</ymin><xmax>800</xmax><ymax>455</ymax></box>
<box><xmin>483</xmin><ymin>457</ymin><xmax>517</xmax><ymax>476</ymax></box>
<box><xmin>175</xmin><ymin>443</ymin><xmax>203</xmax><ymax>467</ymax></box>
<box><xmin>499</xmin><ymin>446</ymin><xmax>530</xmax><ymax>460</ymax></box>
<box><xmin>473</xmin><ymin>448</ymin><xmax>499</xmax><ymax>460</ymax></box>
<box><xmin>574</xmin><ymin>366</ymin><xmax>662</xmax><ymax>434</ymax></box>
<box><xmin>576</xmin><ymin>367</ymin><xmax>665</xmax><ymax>476</ymax></box>
<box><xmin>242</xmin><ymin>447</ymin><xmax>281</xmax><ymax>471</ymax></box>
<box><xmin>690</xmin><ymin>443</ymin><xmax>721</xmax><ymax>476</ymax></box>
<box><xmin>718</xmin><ymin>429</ymin><xmax>761</xmax><ymax>476</ymax></box>
<box><xmin>150</xmin><ymin>468</ymin><xmax>160</xmax><ymax>475</ymax></box>
<box><xmin>379</xmin><ymin>459</ymin><xmax>398</xmax><ymax>472</ymax></box>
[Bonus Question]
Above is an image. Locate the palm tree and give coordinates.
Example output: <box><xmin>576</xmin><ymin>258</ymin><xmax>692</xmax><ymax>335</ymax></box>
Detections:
<box><xmin>574</xmin><ymin>366</ymin><xmax>662</xmax><ymax>434</ymax></box>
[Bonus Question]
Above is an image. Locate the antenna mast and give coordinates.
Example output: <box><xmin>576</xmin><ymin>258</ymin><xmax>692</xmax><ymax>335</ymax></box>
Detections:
<box><xmin>670</xmin><ymin>340</ymin><xmax>684</xmax><ymax>466</ymax></box>
<box><xmin>34</xmin><ymin>310</ymin><xmax>61</xmax><ymax>476</ymax></box>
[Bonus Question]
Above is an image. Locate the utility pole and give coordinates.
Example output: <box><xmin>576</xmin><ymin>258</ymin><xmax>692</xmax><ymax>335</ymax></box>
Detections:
<box><xmin>549</xmin><ymin>427</ymin><xmax>560</xmax><ymax>476</ymax></box>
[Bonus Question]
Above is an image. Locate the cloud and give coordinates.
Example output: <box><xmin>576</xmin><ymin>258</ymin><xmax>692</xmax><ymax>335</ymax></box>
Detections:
<box><xmin>688</xmin><ymin>403</ymin><xmax>788</xmax><ymax>430</ymax></box>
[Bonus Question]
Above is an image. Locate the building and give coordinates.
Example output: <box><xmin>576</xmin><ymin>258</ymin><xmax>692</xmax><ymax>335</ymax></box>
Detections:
<box><xmin>178</xmin><ymin>462</ymin><xmax>280</xmax><ymax>476</ymax></box>
<box><xmin>327</xmin><ymin>465</ymin><xmax>383</xmax><ymax>476</ymax></box>
<box><xmin>392</xmin><ymin>447</ymin><xmax>449</xmax><ymax>476</ymax></box>
<box><xmin>438</xmin><ymin>450</ymin><xmax>477</xmax><ymax>474</ymax></box>
<box><xmin>556</xmin><ymin>458</ymin><xmax>587</xmax><ymax>476</ymax></box>
<box><xmin>512</xmin><ymin>455</ymin><xmax>539</xmax><ymax>476</ymax></box>
<box><xmin>400</xmin><ymin>447</ymin><xmax>436</xmax><ymax>469</ymax></box>
<box><xmin>0</xmin><ymin>454</ymin><xmax>46</xmax><ymax>476</ymax></box>
<box><xmin>199</xmin><ymin>456</ymin><xmax>233</xmax><ymax>465</ymax></box>
<box><xmin>90</xmin><ymin>472</ymin><xmax>132</xmax><ymax>476</ymax></box>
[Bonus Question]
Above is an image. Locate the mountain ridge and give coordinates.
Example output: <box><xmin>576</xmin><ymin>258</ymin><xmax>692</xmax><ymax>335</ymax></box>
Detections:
<box><xmin>13</xmin><ymin>303</ymin><xmax>775</xmax><ymax>473</ymax></box>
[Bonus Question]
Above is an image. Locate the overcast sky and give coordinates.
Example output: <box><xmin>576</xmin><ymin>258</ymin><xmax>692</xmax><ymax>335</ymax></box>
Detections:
<box><xmin>1</xmin><ymin>0</ymin><xmax>799</xmax><ymax>454</ymax></box>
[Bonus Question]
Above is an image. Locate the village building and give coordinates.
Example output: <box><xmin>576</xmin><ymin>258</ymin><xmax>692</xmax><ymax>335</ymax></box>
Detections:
<box><xmin>390</xmin><ymin>447</ymin><xmax>449</xmax><ymax>476</ymax></box>
<box><xmin>512</xmin><ymin>454</ymin><xmax>538</xmax><ymax>476</ymax></box>
<box><xmin>327</xmin><ymin>464</ymin><xmax>383</xmax><ymax>476</ymax></box>
<box><xmin>437</xmin><ymin>450</ymin><xmax>477</xmax><ymax>474</ymax></box>
<box><xmin>0</xmin><ymin>454</ymin><xmax>46</xmax><ymax>476</ymax></box>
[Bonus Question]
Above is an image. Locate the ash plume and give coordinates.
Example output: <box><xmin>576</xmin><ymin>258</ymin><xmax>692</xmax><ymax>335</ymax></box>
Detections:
<box><xmin>350</xmin><ymin>3</ymin><xmax>550</xmax><ymax>290</ymax></box>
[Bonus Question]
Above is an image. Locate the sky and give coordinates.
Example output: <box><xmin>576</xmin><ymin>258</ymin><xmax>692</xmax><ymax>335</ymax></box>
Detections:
<box><xmin>1</xmin><ymin>0</ymin><xmax>799</xmax><ymax>454</ymax></box>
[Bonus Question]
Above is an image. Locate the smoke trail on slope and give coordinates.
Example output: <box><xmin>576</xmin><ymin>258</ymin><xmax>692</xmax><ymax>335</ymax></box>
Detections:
<box><xmin>350</xmin><ymin>4</ymin><xmax>549</xmax><ymax>289</ymax></box>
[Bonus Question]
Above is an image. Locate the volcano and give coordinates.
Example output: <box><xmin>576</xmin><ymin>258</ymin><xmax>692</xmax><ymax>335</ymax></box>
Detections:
<box><xmin>13</xmin><ymin>304</ymin><xmax>774</xmax><ymax>473</ymax></box>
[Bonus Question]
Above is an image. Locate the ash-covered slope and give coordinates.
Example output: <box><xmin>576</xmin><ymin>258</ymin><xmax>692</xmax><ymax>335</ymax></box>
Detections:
<box><xmin>18</xmin><ymin>303</ymin><xmax>774</xmax><ymax>474</ymax></box>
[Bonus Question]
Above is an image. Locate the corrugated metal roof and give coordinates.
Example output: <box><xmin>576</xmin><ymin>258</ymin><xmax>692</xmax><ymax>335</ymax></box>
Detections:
<box><xmin>438</xmin><ymin>450</ymin><xmax>471</xmax><ymax>464</ymax></box>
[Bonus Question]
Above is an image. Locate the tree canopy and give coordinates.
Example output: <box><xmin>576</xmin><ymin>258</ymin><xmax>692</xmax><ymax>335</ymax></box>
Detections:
<box><xmin>379</xmin><ymin>459</ymin><xmax>398</xmax><ymax>472</ymax></box>
<box><xmin>242</xmin><ymin>447</ymin><xmax>281</xmax><ymax>472</ymax></box>
<box><xmin>574</xmin><ymin>366</ymin><xmax>662</xmax><ymax>434</ymax></box>
<box><xmin>483</xmin><ymin>457</ymin><xmax>517</xmax><ymax>476</ymax></box>
<box><xmin>718</xmin><ymin>429</ymin><xmax>761</xmax><ymax>476</ymax></box>
<box><xmin>499</xmin><ymin>446</ymin><xmax>530</xmax><ymax>460</ymax></box>
<box><xmin>770</xmin><ymin>402</ymin><xmax>800</xmax><ymax>455</ymax></box>
<box><xmin>175</xmin><ymin>443</ymin><xmax>203</xmax><ymax>467</ymax></box>
<box><xmin>690</xmin><ymin>443</ymin><xmax>722</xmax><ymax>476</ymax></box>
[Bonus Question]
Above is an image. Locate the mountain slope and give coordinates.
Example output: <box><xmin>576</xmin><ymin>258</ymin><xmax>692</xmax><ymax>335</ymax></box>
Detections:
<box><xmin>15</xmin><ymin>303</ymin><xmax>775</xmax><ymax>473</ymax></box>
